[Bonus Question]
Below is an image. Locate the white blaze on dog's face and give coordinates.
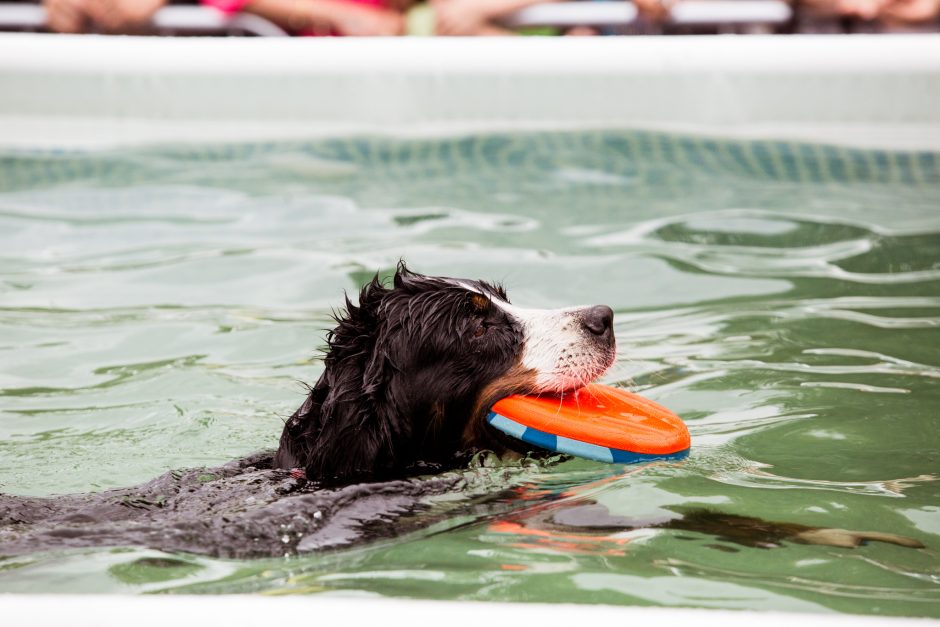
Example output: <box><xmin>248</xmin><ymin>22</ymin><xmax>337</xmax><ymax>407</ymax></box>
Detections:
<box><xmin>495</xmin><ymin>300</ymin><xmax>617</xmax><ymax>393</ymax></box>
<box><xmin>455</xmin><ymin>279</ymin><xmax>617</xmax><ymax>393</ymax></box>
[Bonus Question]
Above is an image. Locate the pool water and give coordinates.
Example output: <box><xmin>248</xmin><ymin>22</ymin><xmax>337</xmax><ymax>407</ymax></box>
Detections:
<box><xmin>0</xmin><ymin>131</ymin><xmax>938</xmax><ymax>615</ymax></box>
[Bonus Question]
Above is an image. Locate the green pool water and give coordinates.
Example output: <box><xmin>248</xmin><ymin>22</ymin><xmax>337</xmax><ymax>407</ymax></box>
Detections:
<box><xmin>0</xmin><ymin>131</ymin><xmax>938</xmax><ymax>615</ymax></box>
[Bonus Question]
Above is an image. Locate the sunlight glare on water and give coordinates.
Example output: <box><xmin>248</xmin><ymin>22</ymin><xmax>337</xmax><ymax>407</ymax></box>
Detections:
<box><xmin>0</xmin><ymin>131</ymin><xmax>938</xmax><ymax>616</ymax></box>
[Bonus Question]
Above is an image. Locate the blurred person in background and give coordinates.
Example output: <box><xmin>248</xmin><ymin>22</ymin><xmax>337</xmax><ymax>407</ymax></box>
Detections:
<box><xmin>43</xmin><ymin>0</ymin><xmax>406</xmax><ymax>34</ymax></box>
<box><xmin>200</xmin><ymin>0</ymin><xmax>406</xmax><ymax>35</ymax></box>
<box><xmin>430</xmin><ymin>0</ymin><xmax>669</xmax><ymax>35</ymax></box>
<box><xmin>801</xmin><ymin>0</ymin><xmax>939</xmax><ymax>24</ymax></box>
<box><xmin>44</xmin><ymin>0</ymin><xmax>169</xmax><ymax>32</ymax></box>
<box><xmin>39</xmin><ymin>0</ymin><xmax>939</xmax><ymax>37</ymax></box>
<box><xmin>432</xmin><ymin>0</ymin><xmax>548</xmax><ymax>35</ymax></box>
<box><xmin>878</xmin><ymin>0</ymin><xmax>940</xmax><ymax>23</ymax></box>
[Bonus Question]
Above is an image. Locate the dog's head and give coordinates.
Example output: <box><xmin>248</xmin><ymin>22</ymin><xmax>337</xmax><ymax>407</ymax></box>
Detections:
<box><xmin>275</xmin><ymin>263</ymin><xmax>616</xmax><ymax>483</ymax></box>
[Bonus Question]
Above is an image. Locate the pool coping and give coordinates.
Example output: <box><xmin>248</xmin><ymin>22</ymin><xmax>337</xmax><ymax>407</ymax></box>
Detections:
<box><xmin>2</xmin><ymin>33</ymin><xmax>940</xmax><ymax>150</ymax></box>
<box><xmin>1</xmin><ymin>594</ymin><xmax>937</xmax><ymax>626</ymax></box>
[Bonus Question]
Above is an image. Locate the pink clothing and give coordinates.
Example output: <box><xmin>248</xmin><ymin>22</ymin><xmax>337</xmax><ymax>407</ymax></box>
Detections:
<box><xmin>201</xmin><ymin>0</ymin><xmax>388</xmax><ymax>35</ymax></box>
<box><xmin>202</xmin><ymin>0</ymin><xmax>386</xmax><ymax>13</ymax></box>
<box><xmin>201</xmin><ymin>0</ymin><xmax>251</xmax><ymax>13</ymax></box>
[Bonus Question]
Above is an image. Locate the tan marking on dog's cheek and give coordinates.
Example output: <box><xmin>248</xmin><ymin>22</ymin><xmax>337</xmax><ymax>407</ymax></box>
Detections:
<box><xmin>461</xmin><ymin>363</ymin><xmax>538</xmax><ymax>449</ymax></box>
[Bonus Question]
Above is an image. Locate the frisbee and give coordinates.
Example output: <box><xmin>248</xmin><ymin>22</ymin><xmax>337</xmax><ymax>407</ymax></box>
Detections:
<box><xmin>487</xmin><ymin>383</ymin><xmax>690</xmax><ymax>464</ymax></box>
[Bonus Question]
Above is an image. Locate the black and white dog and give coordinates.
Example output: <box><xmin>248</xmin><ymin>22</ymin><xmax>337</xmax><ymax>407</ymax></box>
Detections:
<box><xmin>274</xmin><ymin>262</ymin><xmax>617</xmax><ymax>483</ymax></box>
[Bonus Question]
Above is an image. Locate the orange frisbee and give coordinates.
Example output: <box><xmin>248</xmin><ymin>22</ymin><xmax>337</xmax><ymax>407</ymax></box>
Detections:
<box><xmin>487</xmin><ymin>383</ymin><xmax>690</xmax><ymax>464</ymax></box>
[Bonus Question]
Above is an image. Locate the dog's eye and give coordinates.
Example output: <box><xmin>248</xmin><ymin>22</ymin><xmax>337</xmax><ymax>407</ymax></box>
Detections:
<box><xmin>473</xmin><ymin>326</ymin><xmax>486</xmax><ymax>338</ymax></box>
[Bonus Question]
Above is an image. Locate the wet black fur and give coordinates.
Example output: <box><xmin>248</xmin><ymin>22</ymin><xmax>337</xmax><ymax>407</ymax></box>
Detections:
<box><xmin>273</xmin><ymin>262</ymin><xmax>531</xmax><ymax>484</ymax></box>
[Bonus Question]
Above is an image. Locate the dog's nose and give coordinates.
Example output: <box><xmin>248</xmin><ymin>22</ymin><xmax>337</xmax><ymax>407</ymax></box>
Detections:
<box><xmin>581</xmin><ymin>305</ymin><xmax>614</xmax><ymax>337</ymax></box>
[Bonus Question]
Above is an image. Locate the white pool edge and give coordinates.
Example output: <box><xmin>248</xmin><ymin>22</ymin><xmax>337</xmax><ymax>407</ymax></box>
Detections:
<box><xmin>1</xmin><ymin>594</ymin><xmax>937</xmax><ymax>626</ymax></box>
<box><xmin>2</xmin><ymin>33</ymin><xmax>940</xmax><ymax>150</ymax></box>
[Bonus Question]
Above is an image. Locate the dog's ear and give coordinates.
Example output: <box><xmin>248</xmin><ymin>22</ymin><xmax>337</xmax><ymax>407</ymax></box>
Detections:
<box><xmin>303</xmin><ymin>364</ymin><xmax>397</xmax><ymax>484</ymax></box>
<box><xmin>306</xmin><ymin>338</ymin><xmax>405</xmax><ymax>483</ymax></box>
<box><xmin>299</xmin><ymin>272</ymin><xmax>402</xmax><ymax>483</ymax></box>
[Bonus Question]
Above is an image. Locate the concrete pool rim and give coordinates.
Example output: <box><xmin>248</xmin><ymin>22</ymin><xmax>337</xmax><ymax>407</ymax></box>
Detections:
<box><xmin>2</xmin><ymin>594</ymin><xmax>937</xmax><ymax>626</ymax></box>
<box><xmin>1</xmin><ymin>33</ymin><xmax>940</xmax><ymax>151</ymax></box>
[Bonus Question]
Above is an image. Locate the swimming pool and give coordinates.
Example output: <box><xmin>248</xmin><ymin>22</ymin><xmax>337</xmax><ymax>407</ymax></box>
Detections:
<box><xmin>0</xmin><ymin>33</ymin><xmax>939</xmax><ymax>623</ymax></box>
<box><xmin>2</xmin><ymin>128</ymin><xmax>938</xmax><ymax>616</ymax></box>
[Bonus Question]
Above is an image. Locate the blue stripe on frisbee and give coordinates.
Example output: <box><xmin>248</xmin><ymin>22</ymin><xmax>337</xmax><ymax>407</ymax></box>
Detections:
<box><xmin>555</xmin><ymin>435</ymin><xmax>613</xmax><ymax>463</ymax></box>
<box><xmin>487</xmin><ymin>411</ymin><xmax>690</xmax><ymax>465</ymax></box>
<box><xmin>486</xmin><ymin>412</ymin><xmax>527</xmax><ymax>439</ymax></box>
<box><xmin>521</xmin><ymin>426</ymin><xmax>557</xmax><ymax>452</ymax></box>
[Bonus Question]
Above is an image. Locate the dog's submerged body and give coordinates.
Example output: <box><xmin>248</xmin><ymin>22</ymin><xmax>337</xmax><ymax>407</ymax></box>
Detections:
<box><xmin>0</xmin><ymin>265</ymin><xmax>924</xmax><ymax>559</ymax></box>
<box><xmin>0</xmin><ymin>453</ymin><xmax>536</xmax><ymax>558</ymax></box>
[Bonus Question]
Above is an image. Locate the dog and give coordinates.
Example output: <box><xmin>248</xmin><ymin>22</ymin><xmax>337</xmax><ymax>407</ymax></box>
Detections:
<box><xmin>272</xmin><ymin>262</ymin><xmax>617</xmax><ymax>484</ymax></box>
